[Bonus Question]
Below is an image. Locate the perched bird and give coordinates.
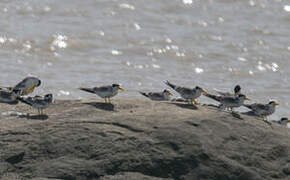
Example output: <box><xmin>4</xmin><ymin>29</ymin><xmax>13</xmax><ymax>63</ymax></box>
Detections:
<box><xmin>139</xmin><ymin>89</ymin><xmax>172</xmax><ymax>101</ymax></box>
<box><xmin>243</xmin><ymin>101</ymin><xmax>279</xmax><ymax>121</ymax></box>
<box><xmin>215</xmin><ymin>85</ymin><xmax>241</xmax><ymax>97</ymax></box>
<box><xmin>79</xmin><ymin>84</ymin><xmax>125</xmax><ymax>103</ymax></box>
<box><xmin>204</xmin><ymin>93</ymin><xmax>250</xmax><ymax>112</ymax></box>
<box><xmin>0</xmin><ymin>89</ymin><xmax>21</xmax><ymax>104</ymax></box>
<box><xmin>18</xmin><ymin>94</ymin><xmax>53</xmax><ymax>115</ymax></box>
<box><xmin>13</xmin><ymin>77</ymin><xmax>41</xmax><ymax>95</ymax></box>
<box><xmin>277</xmin><ymin>117</ymin><xmax>290</xmax><ymax>126</ymax></box>
<box><xmin>165</xmin><ymin>81</ymin><xmax>207</xmax><ymax>105</ymax></box>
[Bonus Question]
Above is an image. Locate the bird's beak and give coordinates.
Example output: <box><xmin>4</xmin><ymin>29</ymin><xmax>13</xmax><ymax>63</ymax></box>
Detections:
<box><xmin>118</xmin><ymin>87</ymin><xmax>126</xmax><ymax>91</ymax></box>
<box><xmin>274</xmin><ymin>102</ymin><xmax>279</xmax><ymax>105</ymax></box>
<box><xmin>245</xmin><ymin>97</ymin><xmax>251</xmax><ymax>101</ymax></box>
<box><xmin>201</xmin><ymin>89</ymin><xmax>208</xmax><ymax>94</ymax></box>
<box><xmin>287</xmin><ymin>120</ymin><xmax>290</xmax><ymax>123</ymax></box>
<box><xmin>168</xmin><ymin>92</ymin><xmax>173</xmax><ymax>96</ymax></box>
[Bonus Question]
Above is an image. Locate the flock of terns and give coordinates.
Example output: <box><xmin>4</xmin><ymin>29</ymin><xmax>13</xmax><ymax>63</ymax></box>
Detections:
<box><xmin>0</xmin><ymin>76</ymin><xmax>289</xmax><ymax>127</ymax></box>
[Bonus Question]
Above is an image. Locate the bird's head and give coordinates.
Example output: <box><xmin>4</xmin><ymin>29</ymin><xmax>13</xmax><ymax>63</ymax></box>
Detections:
<box><xmin>163</xmin><ymin>89</ymin><xmax>173</xmax><ymax>96</ymax></box>
<box><xmin>196</xmin><ymin>86</ymin><xmax>207</xmax><ymax>94</ymax></box>
<box><xmin>238</xmin><ymin>94</ymin><xmax>251</xmax><ymax>101</ymax></box>
<box><xmin>112</xmin><ymin>84</ymin><xmax>126</xmax><ymax>91</ymax></box>
<box><xmin>234</xmin><ymin>85</ymin><xmax>241</xmax><ymax>96</ymax></box>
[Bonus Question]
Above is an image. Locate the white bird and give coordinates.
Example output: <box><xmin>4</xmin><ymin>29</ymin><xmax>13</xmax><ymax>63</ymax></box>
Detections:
<box><xmin>18</xmin><ymin>94</ymin><xmax>53</xmax><ymax>115</ymax></box>
<box><xmin>165</xmin><ymin>81</ymin><xmax>207</xmax><ymax>105</ymax></box>
<box><xmin>79</xmin><ymin>84</ymin><xmax>125</xmax><ymax>103</ymax></box>
<box><xmin>139</xmin><ymin>89</ymin><xmax>172</xmax><ymax>101</ymax></box>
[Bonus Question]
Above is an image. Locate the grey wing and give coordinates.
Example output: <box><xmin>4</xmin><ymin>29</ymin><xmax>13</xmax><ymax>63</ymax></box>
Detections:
<box><xmin>95</xmin><ymin>86</ymin><xmax>112</xmax><ymax>92</ymax></box>
<box><xmin>148</xmin><ymin>92</ymin><xmax>164</xmax><ymax>100</ymax></box>
<box><xmin>176</xmin><ymin>87</ymin><xmax>192</xmax><ymax>95</ymax></box>
<box><xmin>215</xmin><ymin>90</ymin><xmax>233</xmax><ymax>97</ymax></box>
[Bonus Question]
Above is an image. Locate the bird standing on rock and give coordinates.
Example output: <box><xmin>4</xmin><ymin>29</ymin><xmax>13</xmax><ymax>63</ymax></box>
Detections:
<box><xmin>13</xmin><ymin>77</ymin><xmax>41</xmax><ymax>96</ymax></box>
<box><xmin>243</xmin><ymin>101</ymin><xmax>279</xmax><ymax>122</ymax></box>
<box><xmin>79</xmin><ymin>84</ymin><xmax>126</xmax><ymax>103</ymax></box>
<box><xmin>164</xmin><ymin>81</ymin><xmax>207</xmax><ymax>105</ymax></box>
<box><xmin>139</xmin><ymin>89</ymin><xmax>172</xmax><ymax>101</ymax></box>
<box><xmin>0</xmin><ymin>88</ymin><xmax>21</xmax><ymax>104</ymax></box>
<box><xmin>277</xmin><ymin>117</ymin><xmax>290</xmax><ymax>126</ymax></box>
<box><xmin>18</xmin><ymin>94</ymin><xmax>53</xmax><ymax>115</ymax></box>
<box><xmin>204</xmin><ymin>93</ymin><xmax>250</xmax><ymax>112</ymax></box>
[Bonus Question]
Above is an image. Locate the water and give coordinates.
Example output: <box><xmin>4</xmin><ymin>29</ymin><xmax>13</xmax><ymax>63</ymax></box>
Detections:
<box><xmin>0</xmin><ymin>0</ymin><xmax>289</xmax><ymax>120</ymax></box>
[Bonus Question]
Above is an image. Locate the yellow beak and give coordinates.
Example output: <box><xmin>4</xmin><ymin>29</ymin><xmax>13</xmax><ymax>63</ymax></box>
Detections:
<box><xmin>168</xmin><ymin>92</ymin><xmax>173</xmax><ymax>96</ymax></box>
<box><xmin>287</xmin><ymin>120</ymin><xmax>290</xmax><ymax>123</ymax></box>
<box><xmin>245</xmin><ymin>97</ymin><xmax>251</xmax><ymax>101</ymax></box>
<box><xmin>118</xmin><ymin>87</ymin><xmax>126</xmax><ymax>91</ymax></box>
<box><xmin>274</xmin><ymin>102</ymin><xmax>279</xmax><ymax>105</ymax></box>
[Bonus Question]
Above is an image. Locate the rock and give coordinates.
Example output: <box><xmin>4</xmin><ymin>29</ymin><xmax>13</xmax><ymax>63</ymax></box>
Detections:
<box><xmin>0</xmin><ymin>99</ymin><xmax>289</xmax><ymax>180</ymax></box>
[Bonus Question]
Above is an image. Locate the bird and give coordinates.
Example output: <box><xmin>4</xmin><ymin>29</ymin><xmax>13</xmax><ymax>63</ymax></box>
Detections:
<box><xmin>0</xmin><ymin>88</ymin><xmax>21</xmax><ymax>104</ymax></box>
<box><xmin>79</xmin><ymin>84</ymin><xmax>126</xmax><ymax>103</ymax></box>
<box><xmin>139</xmin><ymin>89</ymin><xmax>172</xmax><ymax>101</ymax></box>
<box><xmin>18</xmin><ymin>94</ymin><xmax>53</xmax><ymax>115</ymax></box>
<box><xmin>204</xmin><ymin>93</ymin><xmax>250</xmax><ymax>112</ymax></box>
<box><xmin>276</xmin><ymin>117</ymin><xmax>290</xmax><ymax>126</ymax></box>
<box><xmin>164</xmin><ymin>81</ymin><xmax>207</xmax><ymax>105</ymax></box>
<box><xmin>13</xmin><ymin>77</ymin><xmax>41</xmax><ymax>95</ymax></box>
<box><xmin>243</xmin><ymin>101</ymin><xmax>279</xmax><ymax>121</ymax></box>
<box><xmin>214</xmin><ymin>85</ymin><xmax>241</xmax><ymax>97</ymax></box>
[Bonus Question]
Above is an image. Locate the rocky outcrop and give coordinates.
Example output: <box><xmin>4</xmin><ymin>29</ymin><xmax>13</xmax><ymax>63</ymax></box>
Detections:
<box><xmin>0</xmin><ymin>99</ymin><xmax>289</xmax><ymax>180</ymax></box>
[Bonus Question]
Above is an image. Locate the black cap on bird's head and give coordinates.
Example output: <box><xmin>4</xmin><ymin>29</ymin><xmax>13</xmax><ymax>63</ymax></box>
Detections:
<box><xmin>37</xmin><ymin>79</ymin><xmax>41</xmax><ymax>87</ymax></box>
<box><xmin>195</xmin><ymin>86</ymin><xmax>207</xmax><ymax>94</ymax></box>
<box><xmin>112</xmin><ymin>84</ymin><xmax>120</xmax><ymax>87</ymax></box>
<box><xmin>234</xmin><ymin>85</ymin><xmax>241</xmax><ymax>94</ymax></box>
<box><xmin>44</xmin><ymin>94</ymin><xmax>53</xmax><ymax>99</ymax></box>
<box><xmin>280</xmin><ymin>117</ymin><xmax>288</xmax><ymax>121</ymax></box>
<box><xmin>112</xmin><ymin>84</ymin><xmax>126</xmax><ymax>91</ymax></box>
<box><xmin>163</xmin><ymin>89</ymin><xmax>172</xmax><ymax>96</ymax></box>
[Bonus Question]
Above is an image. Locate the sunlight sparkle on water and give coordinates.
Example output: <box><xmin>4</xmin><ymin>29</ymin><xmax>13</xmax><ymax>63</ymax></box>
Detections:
<box><xmin>195</xmin><ymin>67</ymin><xmax>204</xmax><ymax>74</ymax></box>
<box><xmin>183</xmin><ymin>0</ymin><xmax>193</xmax><ymax>5</ymax></box>
<box><xmin>284</xmin><ymin>5</ymin><xmax>290</xmax><ymax>12</ymax></box>
<box><xmin>52</xmin><ymin>34</ymin><xmax>68</xmax><ymax>49</ymax></box>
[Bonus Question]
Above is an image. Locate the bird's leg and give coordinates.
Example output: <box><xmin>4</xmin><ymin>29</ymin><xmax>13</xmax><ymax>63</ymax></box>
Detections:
<box><xmin>108</xmin><ymin>98</ymin><xmax>111</xmax><ymax>103</ymax></box>
<box><xmin>104</xmin><ymin>98</ymin><xmax>107</xmax><ymax>103</ymax></box>
<box><xmin>38</xmin><ymin>108</ymin><xmax>40</xmax><ymax>115</ymax></box>
<box><xmin>193</xmin><ymin>99</ymin><xmax>200</xmax><ymax>105</ymax></box>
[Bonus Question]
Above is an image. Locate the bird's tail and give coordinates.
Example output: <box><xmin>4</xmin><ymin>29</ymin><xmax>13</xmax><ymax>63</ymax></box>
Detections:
<box><xmin>203</xmin><ymin>93</ymin><xmax>221</xmax><ymax>102</ymax></box>
<box><xmin>243</xmin><ymin>104</ymin><xmax>252</xmax><ymax>110</ymax></box>
<box><xmin>79</xmin><ymin>88</ymin><xmax>95</xmax><ymax>94</ymax></box>
<box><xmin>164</xmin><ymin>81</ymin><xmax>176</xmax><ymax>90</ymax></box>
<box><xmin>17</xmin><ymin>97</ymin><xmax>32</xmax><ymax>106</ymax></box>
<box><xmin>139</xmin><ymin>92</ymin><xmax>149</xmax><ymax>98</ymax></box>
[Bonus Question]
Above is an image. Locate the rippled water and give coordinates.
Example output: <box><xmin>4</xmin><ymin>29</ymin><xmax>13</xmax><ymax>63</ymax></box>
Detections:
<box><xmin>0</xmin><ymin>0</ymin><xmax>290</xmax><ymax>120</ymax></box>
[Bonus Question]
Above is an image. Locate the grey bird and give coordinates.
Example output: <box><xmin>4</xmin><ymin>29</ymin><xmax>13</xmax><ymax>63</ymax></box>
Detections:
<box><xmin>165</xmin><ymin>81</ymin><xmax>207</xmax><ymax>105</ymax></box>
<box><xmin>139</xmin><ymin>89</ymin><xmax>172</xmax><ymax>101</ymax></box>
<box><xmin>18</xmin><ymin>94</ymin><xmax>53</xmax><ymax>115</ymax></box>
<box><xmin>13</xmin><ymin>77</ymin><xmax>41</xmax><ymax>95</ymax></box>
<box><xmin>0</xmin><ymin>89</ymin><xmax>21</xmax><ymax>104</ymax></box>
<box><xmin>277</xmin><ymin>117</ymin><xmax>290</xmax><ymax>126</ymax></box>
<box><xmin>79</xmin><ymin>84</ymin><xmax>126</xmax><ymax>103</ymax></box>
<box><xmin>243</xmin><ymin>101</ymin><xmax>279</xmax><ymax>121</ymax></box>
<box><xmin>204</xmin><ymin>93</ymin><xmax>250</xmax><ymax>112</ymax></box>
<box><xmin>214</xmin><ymin>85</ymin><xmax>241</xmax><ymax>97</ymax></box>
